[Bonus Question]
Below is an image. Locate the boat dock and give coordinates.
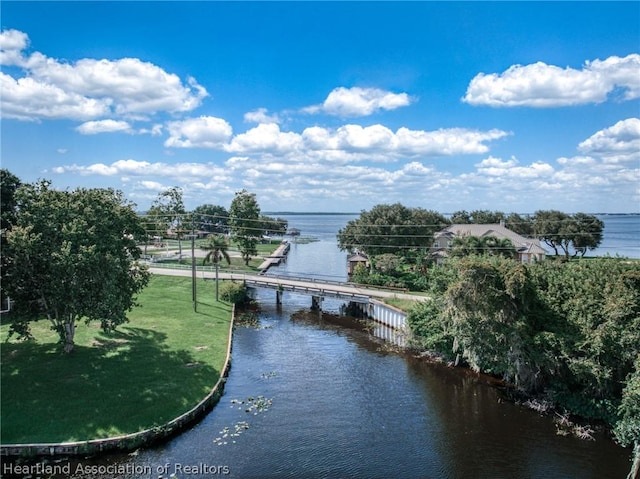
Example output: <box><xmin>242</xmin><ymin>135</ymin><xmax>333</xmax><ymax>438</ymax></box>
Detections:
<box><xmin>258</xmin><ymin>241</ymin><xmax>291</xmax><ymax>272</ymax></box>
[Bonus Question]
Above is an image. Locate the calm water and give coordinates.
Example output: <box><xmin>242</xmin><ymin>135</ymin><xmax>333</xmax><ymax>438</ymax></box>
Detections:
<box><xmin>591</xmin><ymin>214</ymin><xmax>640</xmax><ymax>258</ymax></box>
<box><xmin>14</xmin><ymin>213</ymin><xmax>635</xmax><ymax>479</ymax></box>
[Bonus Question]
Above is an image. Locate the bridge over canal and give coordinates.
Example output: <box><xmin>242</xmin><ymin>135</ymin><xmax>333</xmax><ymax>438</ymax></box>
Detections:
<box><xmin>149</xmin><ymin>266</ymin><xmax>426</xmax><ymax>329</ymax></box>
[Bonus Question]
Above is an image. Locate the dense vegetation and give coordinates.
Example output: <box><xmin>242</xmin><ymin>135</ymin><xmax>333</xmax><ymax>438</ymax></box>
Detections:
<box><xmin>405</xmin><ymin>255</ymin><xmax>639</xmax><ymax>474</ymax></box>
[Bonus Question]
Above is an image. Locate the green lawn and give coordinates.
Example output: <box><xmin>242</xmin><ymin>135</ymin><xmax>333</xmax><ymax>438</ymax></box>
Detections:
<box><xmin>0</xmin><ymin>275</ymin><xmax>232</xmax><ymax>444</ymax></box>
<box><xmin>148</xmin><ymin>239</ymin><xmax>283</xmax><ymax>271</ymax></box>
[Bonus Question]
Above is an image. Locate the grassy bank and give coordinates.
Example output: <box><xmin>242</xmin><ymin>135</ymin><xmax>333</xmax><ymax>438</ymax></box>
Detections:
<box><xmin>1</xmin><ymin>275</ymin><xmax>232</xmax><ymax>444</ymax></box>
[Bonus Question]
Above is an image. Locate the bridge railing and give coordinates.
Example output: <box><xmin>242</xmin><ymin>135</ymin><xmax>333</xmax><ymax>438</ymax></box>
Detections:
<box><xmin>146</xmin><ymin>263</ymin><xmax>410</xmax><ymax>293</ymax></box>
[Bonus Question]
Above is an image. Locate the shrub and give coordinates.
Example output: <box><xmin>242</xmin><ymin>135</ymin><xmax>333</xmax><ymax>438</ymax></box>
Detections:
<box><xmin>220</xmin><ymin>281</ymin><xmax>249</xmax><ymax>305</ymax></box>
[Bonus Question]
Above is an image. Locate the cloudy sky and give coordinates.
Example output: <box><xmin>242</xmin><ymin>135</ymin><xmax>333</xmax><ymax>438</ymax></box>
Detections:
<box><xmin>2</xmin><ymin>2</ymin><xmax>639</xmax><ymax>213</ymax></box>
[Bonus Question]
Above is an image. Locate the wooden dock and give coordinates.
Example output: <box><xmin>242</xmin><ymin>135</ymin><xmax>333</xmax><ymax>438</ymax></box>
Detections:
<box><xmin>257</xmin><ymin>241</ymin><xmax>291</xmax><ymax>272</ymax></box>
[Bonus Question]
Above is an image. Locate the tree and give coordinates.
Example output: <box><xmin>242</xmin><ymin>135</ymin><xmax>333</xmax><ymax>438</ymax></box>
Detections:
<box><xmin>451</xmin><ymin>209</ymin><xmax>506</xmax><ymax>225</ymax></box>
<box><xmin>151</xmin><ymin>187</ymin><xmax>186</xmax><ymax>258</ymax></box>
<box><xmin>1</xmin><ymin>169</ymin><xmax>21</xmax><ymax>232</ymax></box>
<box><xmin>533</xmin><ymin>210</ymin><xmax>572</xmax><ymax>258</ymax></box>
<box><xmin>372</xmin><ymin>253</ymin><xmax>404</xmax><ymax>275</ymax></box>
<box><xmin>449</xmin><ymin>235</ymin><xmax>516</xmax><ymax>259</ymax></box>
<box><xmin>4</xmin><ymin>181</ymin><xmax>149</xmax><ymax>353</ymax></box>
<box><xmin>261</xmin><ymin>215</ymin><xmax>288</xmax><ymax>237</ymax></box>
<box><xmin>1</xmin><ymin>169</ymin><xmax>21</xmax><ymax>309</ymax></box>
<box><xmin>337</xmin><ymin>203</ymin><xmax>449</xmax><ymax>259</ymax></box>
<box><xmin>201</xmin><ymin>235</ymin><xmax>231</xmax><ymax>301</ymax></box>
<box><xmin>533</xmin><ymin>210</ymin><xmax>604</xmax><ymax>259</ymax></box>
<box><xmin>571</xmin><ymin>213</ymin><xmax>604</xmax><ymax>257</ymax></box>
<box><xmin>229</xmin><ymin>189</ymin><xmax>261</xmax><ymax>266</ymax></box>
<box><xmin>530</xmin><ymin>259</ymin><xmax>640</xmax><ymax>421</ymax></box>
<box><xmin>449</xmin><ymin>235</ymin><xmax>489</xmax><ymax>258</ymax></box>
<box><xmin>443</xmin><ymin>257</ymin><xmax>537</xmax><ymax>388</ymax></box>
<box><xmin>193</xmin><ymin>204</ymin><xmax>229</xmax><ymax>233</ymax></box>
<box><xmin>450</xmin><ymin>210</ymin><xmax>472</xmax><ymax>224</ymax></box>
<box><xmin>614</xmin><ymin>356</ymin><xmax>640</xmax><ymax>479</ymax></box>
<box><xmin>505</xmin><ymin>212</ymin><xmax>535</xmax><ymax>237</ymax></box>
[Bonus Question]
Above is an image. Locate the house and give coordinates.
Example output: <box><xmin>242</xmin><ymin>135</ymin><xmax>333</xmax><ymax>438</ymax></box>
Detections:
<box><xmin>432</xmin><ymin>223</ymin><xmax>547</xmax><ymax>264</ymax></box>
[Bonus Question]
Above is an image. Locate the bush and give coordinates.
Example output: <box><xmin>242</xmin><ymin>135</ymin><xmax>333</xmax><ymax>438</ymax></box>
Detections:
<box><xmin>219</xmin><ymin>281</ymin><xmax>249</xmax><ymax>305</ymax></box>
<box><xmin>406</xmin><ymin>298</ymin><xmax>452</xmax><ymax>358</ymax></box>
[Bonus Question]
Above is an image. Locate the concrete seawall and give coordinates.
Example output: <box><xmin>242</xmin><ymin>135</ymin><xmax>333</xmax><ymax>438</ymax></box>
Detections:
<box><xmin>350</xmin><ymin>299</ymin><xmax>407</xmax><ymax>330</ymax></box>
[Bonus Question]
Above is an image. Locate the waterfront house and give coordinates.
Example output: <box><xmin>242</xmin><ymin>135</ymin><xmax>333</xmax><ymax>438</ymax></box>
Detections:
<box><xmin>432</xmin><ymin>223</ymin><xmax>547</xmax><ymax>264</ymax></box>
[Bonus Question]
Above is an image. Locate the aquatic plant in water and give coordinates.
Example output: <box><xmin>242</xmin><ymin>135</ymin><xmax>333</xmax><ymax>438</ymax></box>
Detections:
<box><xmin>213</xmin><ymin>421</ymin><xmax>250</xmax><ymax>446</ymax></box>
<box><xmin>214</xmin><ymin>396</ymin><xmax>274</xmax><ymax>446</ymax></box>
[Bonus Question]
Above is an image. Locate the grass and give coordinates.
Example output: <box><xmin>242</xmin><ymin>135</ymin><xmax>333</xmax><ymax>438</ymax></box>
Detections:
<box><xmin>157</xmin><ymin>255</ymin><xmax>267</xmax><ymax>272</ymax></box>
<box><xmin>384</xmin><ymin>297</ymin><xmax>425</xmax><ymax>312</ymax></box>
<box><xmin>148</xmin><ymin>239</ymin><xmax>283</xmax><ymax>271</ymax></box>
<box><xmin>0</xmin><ymin>275</ymin><xmax>232</xmax><ymax>444</ymax></box>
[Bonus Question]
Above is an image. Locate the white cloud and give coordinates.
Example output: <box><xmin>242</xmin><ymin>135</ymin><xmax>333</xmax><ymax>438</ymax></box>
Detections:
<box><xmin>395</xmin><ymin>127</ymin><xmax>509</xmax><ymax>156</ymax></box>
<box><xmin>53</xmin><ymin>159</ymin><xmax>228</xmax><ymax>181</ymax></box>
<box><xmin>475</xmin><ymin>156</ymin><xmax>555</xmax><ymax>178</ymax></box>
<box><xmin>244</xmin><ymin>108</ymin><xmax>280</xmax><ymax>124</ymax></box>
<box><xmin>1</xmin><ymin>73</ymin><xmax>112</xmax><ymax>121</ymax></box>
<box><xmin>76</xmin><ymin>119</ymin><xmax>133</xmax><ymax>135</ymax></box>
<box><xmin>577</xmin><ymin>118</ymin><xmax>640</xmax><ymax>163</ymax></box>
<box><xmin>0</xmin><ymin>29</ymin><xmax>29</xmax><ymax>65</ymax></box>
<box><xmin>225</xmin><ymin>123</ymin><xmax>303</xmax><ymax>154</ymax></box>
<box><xmin>304</xmin><ymin>87</ymin><xmax>413</xmax><ymax>117</ymax></box>
<box><xmin>464</xmin><ymin>54</ymin><xmax>640</xmax><ymax>107</ymax></box>
<box><xmin>0</xmin><ymin>29</ymin><xmax>208</xmax><ymax>121</ymax></box>
<box><xmin>556</xmin><ymin>156</ymin><xmax>596</xmax><ymax>166</ymax></box>
<box><xmin>164</xmin><ymin>116</ymin><xmax>233</xmax><ymax>148</ymax></box>
<box><xmin>475</xmin><ymin>156</ymin><xmax>518</xmax><ymax>169</ymax></box>
<box><xmin>133</xmin><ymin>180</ymin><xmax>170</xmax><ymax>195</ymax></box>
<box><xmin>165</xmin><ymin>121</ymin><xmax>508</xmax><ymax>163</ymax></box>
<box><xmin>139</xmin><ymin>124</ymin><xmax>163</xmax><ymax>136</ymax></box>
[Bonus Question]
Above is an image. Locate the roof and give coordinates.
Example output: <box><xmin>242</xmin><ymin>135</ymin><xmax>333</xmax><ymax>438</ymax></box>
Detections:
<box><xmin>347</xmin><ymin>253</ymin><xmax>369</xmax><ymax>262</ymax></box>
<box><xmin>435</xmin><ymin>224</ymin><xmax>547</xmax><ymax>255</ymax></box>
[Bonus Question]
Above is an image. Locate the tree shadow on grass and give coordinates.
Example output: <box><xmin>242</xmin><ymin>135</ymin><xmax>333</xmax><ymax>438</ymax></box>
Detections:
<box><xmin>1</xmin><ymin>327</ymin><xmax>220</xmax><ymax>444</ymax></box>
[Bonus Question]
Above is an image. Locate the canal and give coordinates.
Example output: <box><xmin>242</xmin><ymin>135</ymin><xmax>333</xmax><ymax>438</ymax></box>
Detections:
<box><xmin>39</xmin><ymin>214</ymin><xmax>634</xmax><ymax>478</ymax></box>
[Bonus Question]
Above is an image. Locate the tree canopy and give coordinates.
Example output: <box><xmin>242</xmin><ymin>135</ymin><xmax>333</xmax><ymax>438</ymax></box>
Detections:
<box><xmin>337</xmin><ymin>203</ymin><xmax>450</xmax><ymax>258</ymax></box>
<box><xmin>4</xmin><ymin>180</ymin><xmax>149</xmax><ymax>353</ymax></box>
<box><xmin>229</xmin><ymin>189</ymin><xmax>261</xmax><ymax>265</ymax></box>
<box><xmin>533</xmin><ymin>210</ymin><xmax>604</xmax><ymax>259</ymax></box>
<box><xmin>1</xmin><ymin>169</ymin><xmax>21</xmax><ymax>307</ymax></box>
<box><xmin>193</xmin><ymin>204</ymin><xmax>229</xmax><ymax>233</ymax></box>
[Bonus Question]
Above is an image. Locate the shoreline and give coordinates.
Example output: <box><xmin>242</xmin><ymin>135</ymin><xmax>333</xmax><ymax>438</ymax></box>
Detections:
<box><xmin>0</xmin><ymin>306</ymin><xmax>236</xmax><ymax>459</ymax></box>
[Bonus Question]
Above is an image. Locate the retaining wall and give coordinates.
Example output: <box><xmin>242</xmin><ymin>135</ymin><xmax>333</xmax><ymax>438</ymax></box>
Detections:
<box><xmin>351</xmin><ymin>299</ymin><xmax>406</xmax><ymax>330</ymax></box>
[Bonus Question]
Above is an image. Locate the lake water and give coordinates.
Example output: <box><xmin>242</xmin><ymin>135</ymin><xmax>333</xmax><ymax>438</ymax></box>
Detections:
<box><xmin>36</xmin><ymin>212</ymin><xmax>634</xmax><ymax>479</ymax></box>
<box><xmin>590</xmin><ymin>214</ymin><xmax>640</xmax><ymax>258</ymax></box>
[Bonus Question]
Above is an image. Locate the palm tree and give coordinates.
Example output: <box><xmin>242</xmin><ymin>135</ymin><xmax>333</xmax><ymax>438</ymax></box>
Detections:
<box><xmin>450</xmin><ymin>235</ymin><xmax>490</xmax><ymax>257</ymax></box>
<box><xmin>202</xmin><ymin>235</ymin><xmax>231</xmax><ymax>301</ymax></box>
<box><xmin>486</xmin><ymin>237</ymin><xmax>516</xmax><ymax>259</ymax></box>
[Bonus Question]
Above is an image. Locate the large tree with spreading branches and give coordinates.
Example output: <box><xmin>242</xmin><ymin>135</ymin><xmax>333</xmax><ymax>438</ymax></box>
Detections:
<box><xmin>4</xmin><ymin>181</ymin><xmax>149</xmax><ymax>353</ymax></box>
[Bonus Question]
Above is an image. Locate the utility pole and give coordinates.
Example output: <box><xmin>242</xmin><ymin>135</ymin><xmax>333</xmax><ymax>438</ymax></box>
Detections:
<box><xmin>191</xmin><ymin>215</ymin><xmax>197</xmax><ymax>312</ymax></box>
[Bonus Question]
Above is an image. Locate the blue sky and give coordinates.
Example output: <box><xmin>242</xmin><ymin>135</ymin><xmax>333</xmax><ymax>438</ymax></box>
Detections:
<box><xmin>1</xmin><ymin>1</ymin><xmax>639</xmax><ymax>213</ymax></box>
